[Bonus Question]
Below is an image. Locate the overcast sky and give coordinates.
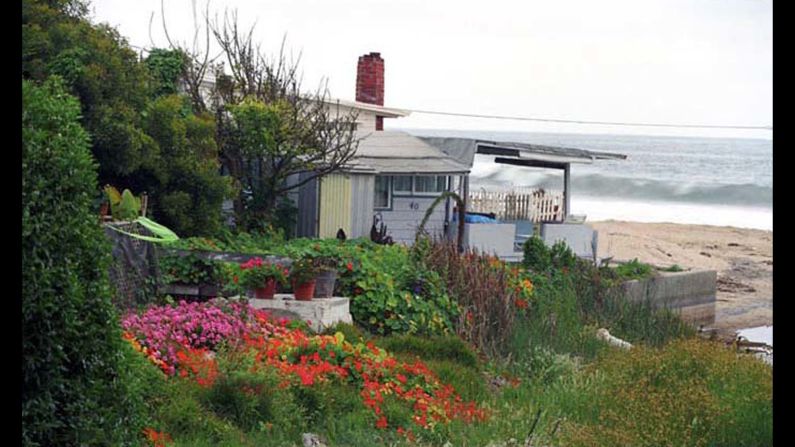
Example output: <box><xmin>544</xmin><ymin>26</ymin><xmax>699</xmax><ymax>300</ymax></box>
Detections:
<box><xmin>89</xmin><ymin>0</ymin><xmax>772</xmax><ymax>139</ymax></box>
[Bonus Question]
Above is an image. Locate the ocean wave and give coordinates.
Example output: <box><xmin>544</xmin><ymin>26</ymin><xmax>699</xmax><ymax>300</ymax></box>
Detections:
<box><xmin>472</xmin><ymin>171</ymin><xmax>772</xmax><ymax>208</ymax></box>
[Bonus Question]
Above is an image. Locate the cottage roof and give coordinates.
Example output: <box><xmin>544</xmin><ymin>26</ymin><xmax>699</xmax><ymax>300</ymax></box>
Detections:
<box><xmin>419</xmin><ymin>136</ymin><xmax>627</xmax><ymax>169</ymax></box>
<box><xmin>348</xmin><ymin>131</ymin><xmax>471</xmax><ymax>174</ymax></box>
<box><xmin>322</xmin><ymin>98</ymin><xmax>411</xmax><ymax>118</ymax></box>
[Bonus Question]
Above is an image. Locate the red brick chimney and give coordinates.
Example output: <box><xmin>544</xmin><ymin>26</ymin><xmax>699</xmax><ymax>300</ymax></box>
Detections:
<box><xmin>356</xmin><ymin>52</ymin><xmax>385</xmax><ymax>130</ymax></box>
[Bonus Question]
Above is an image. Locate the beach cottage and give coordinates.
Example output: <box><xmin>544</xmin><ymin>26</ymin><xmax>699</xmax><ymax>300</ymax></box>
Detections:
<box><xmin>293</xmin><ymin>53</ymin><xmax>471</xmax><ymax>244</ymax></box>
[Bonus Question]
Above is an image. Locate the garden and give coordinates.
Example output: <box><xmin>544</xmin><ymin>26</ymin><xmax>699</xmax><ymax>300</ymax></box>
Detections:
<box><xmin>112</xmin><ymin>232</ymin><xmax>771</xmax><ymax>446</ymax></box>
<box><xmin>22</xmin><ymin>1</ymin><xmax>772</xmax><ymax>445</ymax></box>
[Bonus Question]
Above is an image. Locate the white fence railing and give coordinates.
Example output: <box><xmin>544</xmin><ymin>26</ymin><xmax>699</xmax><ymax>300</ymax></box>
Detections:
<box><xmin>467</xmin><ymin>188</ymin><xmax>564</xmax><ymax>223</ymax></box>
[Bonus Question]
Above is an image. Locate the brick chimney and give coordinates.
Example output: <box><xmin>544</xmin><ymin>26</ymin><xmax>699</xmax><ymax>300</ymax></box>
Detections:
<box><xmin>356</xmin><ymin>52</ymin><xmax>385</xmax><ymax>130</ymax></box>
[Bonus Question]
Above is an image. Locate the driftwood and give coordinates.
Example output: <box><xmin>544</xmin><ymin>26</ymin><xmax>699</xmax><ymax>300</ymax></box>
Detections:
<box><xmin>596</xmin><ymin>328</ymin><xmax>633</xmax><ymax>350</ymax></box>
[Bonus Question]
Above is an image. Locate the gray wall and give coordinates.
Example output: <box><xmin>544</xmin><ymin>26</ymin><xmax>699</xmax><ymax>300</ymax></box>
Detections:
<box><xmin>378</xmin><ymin>196</ymin><xmax>448</xmax><ymax>245</ymax></box>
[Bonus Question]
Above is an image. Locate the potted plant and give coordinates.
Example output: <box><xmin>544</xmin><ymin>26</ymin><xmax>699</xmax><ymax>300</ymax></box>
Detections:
<box><xmin>313</xmin><ymin>256</ymin><xmax>340</xmax><ymax>298</ymax></box>
<box><xmin>289</xmin><ymin>257</ymin><xmax>319</xmax><ymax>301</ymax></box>
<box><xmin>240</xmin><ymin>257</ymin><xmax>289</xmax><ymax>299</ymax></box>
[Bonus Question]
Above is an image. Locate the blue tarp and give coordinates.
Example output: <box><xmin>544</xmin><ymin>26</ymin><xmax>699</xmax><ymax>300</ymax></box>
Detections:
<box><xmin>453</xmin><ymin>213</ymin><xmax>500</xmax><ymax>224</ymax></box>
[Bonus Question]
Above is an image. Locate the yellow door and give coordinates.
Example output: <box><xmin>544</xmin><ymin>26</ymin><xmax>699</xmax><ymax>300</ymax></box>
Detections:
<box><xmin>318</xmin><ymin>174</ymin><xmax>352</xmax><ymax>238</ymax></box>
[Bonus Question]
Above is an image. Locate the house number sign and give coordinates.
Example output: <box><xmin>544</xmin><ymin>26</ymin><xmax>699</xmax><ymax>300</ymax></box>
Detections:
<box><xmin>409</xmin><ymin>202</ymin><xmax>419</xmax><ymax>210</ymax></box>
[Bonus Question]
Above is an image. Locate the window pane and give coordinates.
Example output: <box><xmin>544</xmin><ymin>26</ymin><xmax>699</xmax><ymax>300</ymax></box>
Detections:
<box><xmin>375</xmin><ymin>176</ymin><xmax>390</xmax><ymax>208</ymax></box>
<box><xmin>393</xmin><ymin>176</ymin><xmax>412</xmax><ymax>193</ymax></box>
<box><xmin>436</xmin><ymin>175</ymin><xmax>447</xmax><ymax>192</ymax></box>
<box><xmin>415</xmin><ymin>175</ymin><xmax>445</xmax><ymax>193</ymax></box>
<box><xmin>414</xmin><ymin>176</ymin><xmax>434</xmax><ymax>193</ymax></box>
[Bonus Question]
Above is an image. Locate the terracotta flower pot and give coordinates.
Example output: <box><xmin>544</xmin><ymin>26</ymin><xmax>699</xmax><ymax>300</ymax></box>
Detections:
<box><xmin>253</xmin><ymin>279</ymin><xmax>277</xmax><ymax>299</ymax></box>
<box><xmin>292</xmin><ymin>279</ymin><xmax>316</xmax><ymax>301</ymax></box>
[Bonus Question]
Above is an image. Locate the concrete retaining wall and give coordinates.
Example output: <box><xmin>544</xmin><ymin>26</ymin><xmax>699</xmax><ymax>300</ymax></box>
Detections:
<box><xmin>623</xmin><ymin>270</ymin><xmax>717</xmax><ymax>327</ymax></box>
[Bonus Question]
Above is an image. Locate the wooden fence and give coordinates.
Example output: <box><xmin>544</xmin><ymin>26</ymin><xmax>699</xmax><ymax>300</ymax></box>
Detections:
<box><xmin>468</xmin><ymin>188</ymin><xmax>564</xmax><ymax>223</ymax></box>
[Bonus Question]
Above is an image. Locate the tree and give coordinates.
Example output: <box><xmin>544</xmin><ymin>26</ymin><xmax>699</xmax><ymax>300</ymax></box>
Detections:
<box><xmin>23</xmin><ymin>0</ymin><xmax>157</xmax><ymax>184</ymax></box>
<box><xmin>141</xmin><ymin>94</ymin><xmax>232</xmax><ymax>236</ymax></box>
<box><xmin>23</xmin><ymin>0</ymin><xmax>232</xmax><ymax>237</ymax></box>
<box><xmin>171</xmin><ymin>9</ymin><xmax>362</xmax><ymax>232</ymax></box>
<box><xmin>22</xmin><ymin>77</ymin><xmax>145</xmax><ymax>446</ymax></box>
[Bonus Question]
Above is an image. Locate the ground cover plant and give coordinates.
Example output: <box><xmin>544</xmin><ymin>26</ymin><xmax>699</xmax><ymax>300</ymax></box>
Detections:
<box><xmin>121</xmin><ymin>299</ymin><xmax>490</xmax><ymax>445</ymax></box>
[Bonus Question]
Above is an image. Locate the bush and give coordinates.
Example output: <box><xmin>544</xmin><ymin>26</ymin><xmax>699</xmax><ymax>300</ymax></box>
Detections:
<box><xmin>522</xmin><ymin>236</ymin><xmax>551</xmax><ymax>272</ymax></box>
<box><xmin>523</xmin><ymin>237</ymin><xmax>578</xmax><ymax>273</ymax></box>
<box><xmin>419</xmin><ymin>238</ymin><xmax>532</xmax><ymax>357</ymax></box>
<box><xmin>614</xmin><ymin>258</ymin><xmax>654</xmax><ymax>280</ymax></box>
<box><xmin>22</xmin><ymin>77</ymin><xmax>146</xmax><ymax>445</ymax></box>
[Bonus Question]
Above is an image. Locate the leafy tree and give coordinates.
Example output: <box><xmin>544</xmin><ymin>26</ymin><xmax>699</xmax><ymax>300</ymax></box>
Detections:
<box><xmin>141</xmin><ymin>94</ymin><xmax>232</xmax><ymax>236</ymax></box>
<box><xmin>23</xmin><ymin>0</ymin><xmax>157</xmax><ymax>183</ymax></box>
<box><xmin>23</xmin><ymin>0</ymin><xmax>232</xmax><ymax>236</ymax></box>
<box><xmin>22</xmin><ymin>77</ymin><xmax>146</xmax><ymax>446</ymax></box>
<box><xmin>145</xmin><ymin>48</ymin><xmax>187</xmax><ymax>97</ymax></box>
<box><xmin>170</xmin><ymin>11</ymin><xmax>361</xmax><ymax>232</ymax></box>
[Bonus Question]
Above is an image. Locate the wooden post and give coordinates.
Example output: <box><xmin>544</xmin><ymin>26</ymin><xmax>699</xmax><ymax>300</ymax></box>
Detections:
<box><xmin>563</xmin><ymin>164</ymin><xmax>571</xmax><ymax>222</ymax></box>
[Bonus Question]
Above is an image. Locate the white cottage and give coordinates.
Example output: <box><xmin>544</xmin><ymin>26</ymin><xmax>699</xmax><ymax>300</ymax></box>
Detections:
<box><xmin>294</xmin><ymin>53</ymin><xmax>470</xmax><ymax>244</ymax></box>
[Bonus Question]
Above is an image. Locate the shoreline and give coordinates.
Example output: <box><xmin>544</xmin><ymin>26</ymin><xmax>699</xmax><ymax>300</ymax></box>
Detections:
<box><xmin>589</xmin><ymin>220</ymin><xmax>772</xmax><ymax>340</ymax></box>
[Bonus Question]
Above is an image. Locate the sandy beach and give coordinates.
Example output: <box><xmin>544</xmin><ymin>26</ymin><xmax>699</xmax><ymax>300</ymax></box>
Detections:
<box><xmin>590</xmin><ymin>220</ymin><xmax>772</xmax><ymax>340</ymax></box>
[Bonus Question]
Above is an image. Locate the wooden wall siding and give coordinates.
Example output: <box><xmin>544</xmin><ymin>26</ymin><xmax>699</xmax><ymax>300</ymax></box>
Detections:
<box><xmin>468</xmin><ymin>188</ymin><xmax>564</xmax><ymax>223</ymax></box>
<box><xmin>350</xmin><ymin>174</ymin><xmax>375</xmax><ymax>238</ymax></box>
<box><xmin>319</xmin><ymin>174</ymin><xmax>352</xmax><ymax>238</ymax></box>
<box><xmin>378</xmin><ymin>196</ymin><xmax>448</xmax><ymax>245</ymax></box>
<box><xmin>296</xmin><ymin>173</ymin><xmax>319</xmax><ymax>238</ymax></box>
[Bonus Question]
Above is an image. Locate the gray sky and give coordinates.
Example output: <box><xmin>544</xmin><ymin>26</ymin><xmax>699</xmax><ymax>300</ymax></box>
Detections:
<box><xmin>90</xmin><ymin>0</ymin><xmax>772</xmax><ymax>139</ymax></box>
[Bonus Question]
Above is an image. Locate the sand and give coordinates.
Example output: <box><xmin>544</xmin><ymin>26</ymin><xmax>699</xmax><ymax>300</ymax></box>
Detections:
<box><xmin>589</xmin><ymin>220</ymin><xmax>772</xmax><ymax>340</ymax></box>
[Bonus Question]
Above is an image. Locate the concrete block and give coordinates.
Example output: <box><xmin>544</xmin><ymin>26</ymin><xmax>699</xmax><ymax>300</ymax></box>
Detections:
<box><xmin>540</xmin><ymin>223</ymin><xmax>597</xmax><ymax>259</ymax></box>
<box><xmin>465</xmin><ymin>223</ymin><xmax>516</xmax><ymax>257</ymax></box>
<box><xmin>623</xmin><ymin>270</ymin><xmax>717</xmax><ymax>326</ymax></box>
<box><xmin>249</xmin><ymin>295</ymin><xmax>353</xmax><ymax>332</ymax></box>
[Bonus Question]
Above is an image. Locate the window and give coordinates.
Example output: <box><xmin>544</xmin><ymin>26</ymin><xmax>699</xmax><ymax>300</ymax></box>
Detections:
<box><xmin>414</xmin><ymin>175</ymin><xmax>447</xmax><ymax>194</ymax></box>
<box><xmin>374</xmin><ymin>175</ymin><xmax>391</xmax><ymax>209</ymax></box>
<box><xmin>393</xmin><ymin>176</ymin><xmax>412</xmax><ymax>193</ymax></box>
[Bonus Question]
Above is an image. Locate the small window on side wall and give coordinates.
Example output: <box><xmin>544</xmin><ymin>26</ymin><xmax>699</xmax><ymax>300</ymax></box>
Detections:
<box><xmin>374</xmin><ymin>175</ymin><xmax>391</xmax><ymax>209</ymax></box>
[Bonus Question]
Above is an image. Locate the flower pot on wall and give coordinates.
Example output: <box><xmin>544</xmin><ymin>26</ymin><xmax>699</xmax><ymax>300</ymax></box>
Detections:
<box><xmin>313</xmin><ymin>269</ymin><xmax>338</xmax><ymax>298</ymax></box>
<box><xmin>253</xmin><ymin>279</ymin><xmax>277</xmax><ymax>299</ymax></box>
<box><xmin>293</xmin><ymin>279</ymin><xmax>316</xmax><ymax>301</ymax></box>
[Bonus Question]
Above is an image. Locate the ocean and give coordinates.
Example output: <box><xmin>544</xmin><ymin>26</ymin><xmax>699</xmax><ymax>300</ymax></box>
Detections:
<box><xmin>405</xmin><ymin>129</ymin><xmax>773</xmax><ymax>231</ymax></box>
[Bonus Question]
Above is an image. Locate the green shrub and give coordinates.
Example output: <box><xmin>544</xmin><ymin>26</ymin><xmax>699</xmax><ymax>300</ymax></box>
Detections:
<box><xmin>22</xmin><ymin>77</ymin><xmax>146</xmax><ymax>445</ymax></box>
<box><xmin>549</xmin><ymin>240</ymin><xmax>578</xmax><ymax>271</ymax></box>
<box><xmin>522</xmin><ymin>236</ymin><xmax>551</xmax><ymax>272</ymax></box>
<box><xmin>614</xmin><ymin>258</ymin><xmax>654</xmax><ymax>280</ymax></box>
<box><xmin>419</xmin><ymin>238</ymin><xmax>528</xmax><ymax>357</ymax></box>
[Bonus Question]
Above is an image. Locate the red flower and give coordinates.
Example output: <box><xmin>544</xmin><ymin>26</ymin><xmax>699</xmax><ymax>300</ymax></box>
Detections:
<box><xmin>346</xmin><ymin>261</ymin><xmax>354</xmax><ymax>272</ymax></box>
<box><xmin>376</xmin><ymin>415</ymin><xmax>388</xmax><ymax>429</ymax></box>
<box><xmin>233</xmin><ymin>275</ymin><xmax>239</xmax><ymax>284</ymax></box>
<box><xmin>515</xmin><ymin>298</ymin><xmax>528</xmax><ymax>309</ymax></box>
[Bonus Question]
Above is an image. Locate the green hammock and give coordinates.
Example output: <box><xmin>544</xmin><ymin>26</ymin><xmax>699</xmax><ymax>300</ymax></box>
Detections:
<box><xmin>107</xmin><ymin>216</ymin><xmax>180</xmax><ymax>243</ymax></box>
